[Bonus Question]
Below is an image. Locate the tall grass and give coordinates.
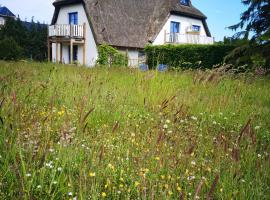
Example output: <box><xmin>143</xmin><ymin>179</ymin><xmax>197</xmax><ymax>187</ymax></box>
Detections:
<box><xmin>0</xmin><ymin>61</ymin><xmax>269</xmax><ymax>199</ymax></box>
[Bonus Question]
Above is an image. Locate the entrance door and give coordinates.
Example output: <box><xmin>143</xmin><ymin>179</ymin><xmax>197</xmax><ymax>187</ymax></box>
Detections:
<box><xmin>68</xmin><ymin>45</ymin><xmax>78</xmax><ymax>63</ymax></box>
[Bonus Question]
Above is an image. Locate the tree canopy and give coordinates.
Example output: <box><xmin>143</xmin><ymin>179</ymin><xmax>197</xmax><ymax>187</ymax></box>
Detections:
<box><xmin>229</xmin><ymin>0</ymin><xmax>270</xmax><ymax>66</ymax></box>
<box><xmin>0</xmin><ymin>18</ymin><xmax>47</xmax><ymax>61</ymax></box>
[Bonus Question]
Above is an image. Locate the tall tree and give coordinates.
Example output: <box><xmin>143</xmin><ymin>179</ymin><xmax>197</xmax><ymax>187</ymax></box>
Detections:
<box><xmin>230</xmin><ymin>0</ymin><xmax>270</xmax><ymax>40</ymax></box>
<box><xmin>229</xmin><ymin>0</ymin><xmax>270</xmax><ymax>66</ymax></box>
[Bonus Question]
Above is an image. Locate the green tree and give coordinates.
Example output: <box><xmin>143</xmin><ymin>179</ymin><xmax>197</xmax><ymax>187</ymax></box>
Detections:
<box><xmin>228</xmin><ymin>0</ymin><xmax>270</xmax><ymax>67</ymax></box>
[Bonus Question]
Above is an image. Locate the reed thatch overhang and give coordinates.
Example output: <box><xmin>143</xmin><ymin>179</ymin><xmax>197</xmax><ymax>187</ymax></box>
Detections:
<box><xmin>52</xmin><ymin>0</ymin><xmax>211</xmax><ymax>49</ymax></box>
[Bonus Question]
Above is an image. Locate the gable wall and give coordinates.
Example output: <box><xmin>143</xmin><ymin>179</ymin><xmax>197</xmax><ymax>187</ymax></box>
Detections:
<box><xmin>153</xmin><ymin>14</ymin><xmax>207</xmax><ymax>45</ymax></box>
<box><xmin>52</xmin><ymin>3</ymin><xmax>98</xmax><ymax>66</ymax></box>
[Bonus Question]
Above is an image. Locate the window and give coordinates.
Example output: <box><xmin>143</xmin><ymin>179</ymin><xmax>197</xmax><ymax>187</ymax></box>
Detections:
<box><xmin>69</xmin><ymin>12</ymin><xmax>78</xmax><ymax>25</ymax></box>
<box><xmin>180</xmin><ymin>0</ymin><xmax>189</xmax><ymax>6</ymax></box>
<box><xmin>192</xmin><ymin>25</ymin><xmax>201</xmax><ymax>32</ymax></box>
<box><xmin>170</xmin><ymin>21</ymin><xmax>180</xmax><ymax>43</ymax></box>
<box><xmin>170</xmin><ymin>21</ymin><xmax>180</xmax><ymax>33</ymax></box>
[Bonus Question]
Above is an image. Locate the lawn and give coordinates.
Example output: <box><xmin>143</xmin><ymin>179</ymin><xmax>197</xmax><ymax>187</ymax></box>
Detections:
<box><xmin>0</xmin><ymin>61</ymin><xmax>269</xmax><ymax>199</ymax></box>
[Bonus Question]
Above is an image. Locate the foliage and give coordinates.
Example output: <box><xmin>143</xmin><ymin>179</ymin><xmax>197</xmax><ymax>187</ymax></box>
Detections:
<box><xmin>229</xmin><ymin>0</ymin><xmax>270</xmax><ymax>42</ymax></box>
<box><xmin>97</xmin><ymin>44</ymin><xmax>128</xmax><ymax>66</ymax></box>
<box><xmin>0</xmin><ymin>18</ymin><xmax>47</xmax><ymax>61</ymax></box>
<box><xmin>0</xmin><ymin>37</ymin><xmax>23</xmax><ymax>60</ymax></box>
<box><xmin>0</xmin><ymin>61</ymin><xmax>270</xmax><ymax>199</ymax></box>
<box><xmin>228</xmin><ymin>0</ymin><xmax>270</xmax><ymax>66</ymax></box>
<box><xmin>145</xmin><ymin>44</ymin><xmax>235</xmax><ymax>69</ymax></box>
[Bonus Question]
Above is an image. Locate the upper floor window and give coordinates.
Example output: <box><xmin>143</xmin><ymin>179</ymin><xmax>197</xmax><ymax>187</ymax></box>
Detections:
<box><xmin>192</xmin><ymin>25</ymin><xmax>201</xmax><ymax>32</ymax></box>
<box><xmin>69</xmin><ymin>12</ymin><xmax>78</xmax><ymax>25</ymax></box>
<box><xmin>170</xmin><ymin>21</ymin><xmax>180</xmax><ymax>33</ymax></box>
<box><xmin>180</xmin><ymin>0</ymin><xmax>190</xmax><ymax>6</ymax></box>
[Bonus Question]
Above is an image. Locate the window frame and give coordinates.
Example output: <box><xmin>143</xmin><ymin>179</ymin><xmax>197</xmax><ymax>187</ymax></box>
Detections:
<box><xmin>192</xmin><ymin>25</ymin><xmax>201</xmax><ymax>32</ymax></box>
<box><xmin>180</xmin><ymin>0</ymin><xmax>190</xmax><ymax>6</ymax></box>
<box><xmin>68</xmin><ymin>12</ymin><xmax>78</xmax><ymax>25</ymax></box>
<box><xmin>170</xmin><ymin>21</ymin><xmax>180</xmax><ymax>34</ymax></box>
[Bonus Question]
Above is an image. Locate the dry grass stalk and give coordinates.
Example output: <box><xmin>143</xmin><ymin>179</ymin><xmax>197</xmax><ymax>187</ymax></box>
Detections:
<box><xmin>112</xmin><ymin>121</ymin><xmax>120</xmax><ymax>133</ymax></box>
<box><xmin>207</xmin><ymin>173</ymin><xmax>220</xmax><ymax>200</ymax></box>
<box><xmin>237</xmin><ymin>119</ymin><xmax>252</xmax><ymax>145</ymax></box>
<box><xmin>232</xmin><ymin>146</ymin><xmax>240</xmax><ymax>162</ymax></box>
<box><xmin>194</xmin><ymin>179</ymin><xmax>204</xmax><ymax>200</ymax></box>
<box><xmin>81</xmin><ymin>107</ymin><xmax>95</xmax><ymax>124</ymax></box>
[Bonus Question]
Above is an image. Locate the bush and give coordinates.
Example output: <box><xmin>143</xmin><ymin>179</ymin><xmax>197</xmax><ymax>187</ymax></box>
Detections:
<box><xmin>145</xmin><ymin>44</ymin><xmax>235</xmax><ymax>69</ymax></box>
<box><xmin>97</xmin><ymin>44</ymin><xmax>128</xmax><ymax>66</ymax></box>
<box><xmin>0</xmin><ymin>37</ymin><xmax>23</xmax><ymax>61</ymax></box>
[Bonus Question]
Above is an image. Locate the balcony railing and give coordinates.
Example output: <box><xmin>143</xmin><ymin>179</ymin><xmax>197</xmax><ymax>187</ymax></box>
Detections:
<box><xmin>165</xmin><ymin>33</ymin><xmax>214</xmax><ymax>45</ymax></box>
<box><xmin>48</xmin><ymin>24</ymin><xmax>85</xmax><ymax>38</ymax></box>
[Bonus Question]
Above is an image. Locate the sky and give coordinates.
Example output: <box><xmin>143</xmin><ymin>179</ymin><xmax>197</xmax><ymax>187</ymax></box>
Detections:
<box><xmin>1</xmin><ymin>0</ymin><xmax>246</xmax><ymax>41</ymax></box>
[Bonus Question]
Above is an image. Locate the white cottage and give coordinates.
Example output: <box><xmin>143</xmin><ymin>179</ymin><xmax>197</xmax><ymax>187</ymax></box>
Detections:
<box><xmin>0</xmin><ymin>6</ymin><xmax>16</xmax><ymax>26</ymax></box>
<box><xmin>48</xmin><ymin>0</ymin><xmax>214</xmax><ymax>67</ymax></box>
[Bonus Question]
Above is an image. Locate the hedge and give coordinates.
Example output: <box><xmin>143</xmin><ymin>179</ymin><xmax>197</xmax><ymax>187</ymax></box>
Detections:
<box><xmin>145</xmin><ymin>44</ymin><xmax>235</xmax><ymax>69</ymax></box>
<box><xmin>97</xmin><ymin>44</ymin><xmax>128</xmax><ymax>66</ymax></box>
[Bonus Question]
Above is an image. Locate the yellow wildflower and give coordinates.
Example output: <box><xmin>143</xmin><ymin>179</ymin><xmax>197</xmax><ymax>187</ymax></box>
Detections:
<box><xmin>155</xmin><ymin>157</ymin><xmax>160</xmax><ymax>161</ymax></box>
<box><xmin>89</xmin><ymin>172</ymin><xmax>96</xmax><ymax>177</ymax></box>
<box><xmin>101</xmin><ymin>192</ymin><xmax>107</xmax><ymax>198</ymax></box>
<box><xmin>134</xmin><ymin>181</ymin><xmax>140</xmax><ymax>187</ymax></box>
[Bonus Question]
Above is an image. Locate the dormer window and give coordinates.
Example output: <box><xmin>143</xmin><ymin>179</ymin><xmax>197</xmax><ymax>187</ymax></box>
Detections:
<box><xmin>180</xmin><ymin>0</ymin><xmax>190</xmax><ymax>6</ymax></box>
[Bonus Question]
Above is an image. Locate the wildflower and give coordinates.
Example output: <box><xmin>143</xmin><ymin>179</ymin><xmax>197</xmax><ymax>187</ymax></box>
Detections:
<box><xmin>37</xmin><ymin>185</ymin><xmax>42</xmax><ymax>189</ymax></box>
<box><xmin>53</xmin><ymin>181</ymin><xmax>57</xmax><ymax>184</ymax></box>
<box><xmin>164</xmin><ymin>184</ymin><xmax>169</xmax><ymax>189</ymax></box>
<box><xmin>213</xmin><ymin>121</ymin><xmax>217</xmax><ymax>125</ymax></box>
<box><xmin>101</xmin><ymin>192</ymin><xmax>107</xmax><ymax>198</ymax></box>
<box><xmin>187</xmin><ymin>175</ymin><xmax>195</xmax><ymax>181</ymax></box>
<box><xmin>108</xmin><ymin>163</ymin><xmax>115</xmax><ymax>170</ymax></box>
<box><xmin>168</xmin><ymin>191</ymin><xmax>173</xmax><ymax>195</ymax></box>
<box><xmin>57</xmin><ymin>167</ymin><xmax>62</xmax><ymax>172</ymax></box>
<box><xmin>163</xmin><ymin>124</ymin><xmax>168</xmax><ymax>129</ymax></box>
<box><xmin>168</xmin><ymin>130</ymin><xmax>173</xmax><ymax>134</ymax></box>
<box><xmin>155</xmin><ymin>157</ymin><xmax>160</xmax><ymax>161</ymax></box>
<box><xmin>119</xmin><ymin>184</ymin><xmax>124</xmax><ymax>188</ymax></box>
<box><xmin>165</xmin><ymin>119</ymin><xmax>171</xmax><ymax>124</ymax></box>
<box><xmin>257</xmin><ymin>154</ymin><xmax>262</xmax><ymax>158</ymax></box>
<box><xmin>89</xmin><ymin>172</ymin><xmax>96</xmax><ymax>177</ymax></box>
<box><xmin>68</xmin><ymin>192</ymin><xmax>73</xmax><ymax>196</ymax></box>
<box><xmin>191</xmin><ymin>116</ymin><xmax>197</xmax><ymax>121</ymax></box>
<box><xmin>191</xmin><ymin>161</ymin><xmax>196</xmax><ymax>166</ymax></box>
<box><xmin>255</xmin><ymin>126</ymin><xmax>261</xmax><ymax>130</ymax></box>
<box><xmin>177</xmin><ymin>186</ymin><xmax>181</xmax><ymax>191</ymax></box>
<box><xmin>26</xmin><ymin>173</ymin><xmax>31</xmax><ymax>177</ymax></box>
<box><xmin>134</xmin><ymin>181</ymin><xmax>140</xmax><ymax>187</ymax></box>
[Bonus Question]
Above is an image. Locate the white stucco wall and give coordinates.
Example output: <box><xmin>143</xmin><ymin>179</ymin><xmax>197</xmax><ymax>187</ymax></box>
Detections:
<box><xmin>52</xmin><ymin>3</ymin><xmax>98</xmax><ymax>67</ymax></box>
<box><xmin>153</xmin><ymin>15</ymin><xmax>208</xmax><ymax>45</ymax></box>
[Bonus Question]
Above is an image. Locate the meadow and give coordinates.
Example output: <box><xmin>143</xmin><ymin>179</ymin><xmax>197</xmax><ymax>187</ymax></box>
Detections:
<box><xmin>0</xmin><ymin>61</ymin><xmax>269</xmax><ymax>199</ymax></box>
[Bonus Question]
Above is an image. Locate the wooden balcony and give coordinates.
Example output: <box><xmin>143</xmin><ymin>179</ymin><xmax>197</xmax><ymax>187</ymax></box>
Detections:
<box><xmin>47</xmin><ymin>23</ymin><xmax>86</xmax><ymax>65</ymax></box>
<box><xmin>48</xmin><ymin>24</ymin><xmax>85</xmax><ymax>38</ymax></box>
<box><xmin>165</xmin><ymin>33</ymin><xmax>214</xmax><ymax>45</ymax></box>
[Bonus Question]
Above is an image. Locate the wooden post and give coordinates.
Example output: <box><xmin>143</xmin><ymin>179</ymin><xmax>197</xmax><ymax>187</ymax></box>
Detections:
<box><xmin>60</xmin><ymin>43</ymin><xmax>63</xmax><ymax>64</ymax></box>
<box><xmin>70</xmin><ymin>40</ymin><xmax>73</xmax><ymax>64</ymax></box>
<box><xmin>164</xmin><ymin>30</ymin><xmax>167</xmax><ymax>44</ymax></box>
<box><xmin>83</xmin><ymin>23</ymin><xmax>86</xmax><ymax>66</ymax></box>
<box><xmin>56</xmin><ymin>42</ymin><xmax>59</xmax><ymax>63</ymax></box>
<box><xmin>47</xmin><ymin>38</ymin><xmax>50</xmax><ymax>62</ymax></box>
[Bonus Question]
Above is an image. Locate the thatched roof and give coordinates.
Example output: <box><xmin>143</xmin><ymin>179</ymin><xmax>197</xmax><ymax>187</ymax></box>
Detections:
<box><xmin>52</xmin><ymin>0</ymin><xmax>211</xmax><ymax>48</ymax></box>
<box><xmin>0</xmin><ymin>6</ymin><xmax>16</xmax><ymax>18</ymax></box>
